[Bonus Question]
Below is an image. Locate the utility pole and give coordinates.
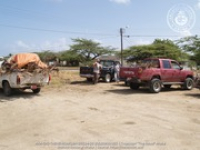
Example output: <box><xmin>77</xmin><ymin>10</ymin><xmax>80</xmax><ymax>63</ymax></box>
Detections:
<box><xmin>120</xmin><ymin>27</ymin><xmax>129</xmax><ymax>66</ymax></box>
<box><xmin>120</xmin><ymin>28</ymin><xmax>124</xmax><ymax>66</ymax></box>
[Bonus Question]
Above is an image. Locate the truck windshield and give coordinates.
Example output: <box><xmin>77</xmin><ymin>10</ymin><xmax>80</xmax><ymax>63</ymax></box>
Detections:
<box><xmin>100</xmin><ymin>61</ymin><xmax>114</xmax><ymax>68</ymax></box>
<box><xmin>141</xmin><ymin>59</ymin><xmax>160</xmax><ymax>68</ymax></box>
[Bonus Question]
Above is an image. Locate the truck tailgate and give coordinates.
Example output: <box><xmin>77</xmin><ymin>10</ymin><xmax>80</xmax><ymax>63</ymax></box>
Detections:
<box><xmin>120</xmin><ymin>67</ymin><xmax>140</xmax><ymax>80</ymax></box>
<box><xmin>80</xmin><ymin>67</ymin><xmax>93</xmax><ymax>78</ymax></box>
<box><xmin>19</xmin><ymin>70</ymin><xmax>50</xmax><ymax>86</ymax></box>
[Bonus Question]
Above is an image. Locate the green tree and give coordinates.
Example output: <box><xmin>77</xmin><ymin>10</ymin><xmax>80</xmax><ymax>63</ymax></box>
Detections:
<box><xmin>36</xmin><ymin>50</ymin><xmax>57</xmax><ymax>62</ymax></box>
<box><xmin>59</xmin><ymin>50</ymin><xmax>83</xmax><ymax>62</ymax></box>
<box><xmin>70</xmin><ymin>38</ymin><xmax>115</xmax><ymax>62</ymax></box>
<box><xmin>178</xmin><ymin>35</ymin><xmax>200</xmax><ymax>65</ymax></box>
<box><xmin>124</xmin><ymin>39</ymin><xmax>188</xmax><ymax>62</ymax></box>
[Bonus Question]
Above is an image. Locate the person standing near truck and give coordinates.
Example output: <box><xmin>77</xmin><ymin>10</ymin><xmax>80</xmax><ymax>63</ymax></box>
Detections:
<box><xmin>93</xmin><ymin>58</ymin><xmax>102</xmax><ymax>84</ymax></box>
<box><xmin>114</xmin><ymin>61</ymin><xmax>120</xmax><ymax>83</ymax></box>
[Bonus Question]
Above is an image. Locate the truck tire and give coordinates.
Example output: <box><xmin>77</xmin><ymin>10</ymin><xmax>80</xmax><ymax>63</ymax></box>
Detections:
<box><xmin>3</xmin><ymin>81</ymin><xmax>12</xmax><ymax>96</ymax></box>
<box><xmin>104</xmin><ymin>74</ymin><xmax>111</xmax><ymax>83</ymax></box>
<box><xmin>130</xmin><ymin>83</ymin><xmax>140</xmax><ymax>90</ymax></box>
<box><xmin>183</xmin><ymin>78</ymin><xmax>193</xmax><ymax>90</ymax></box>
<box><xmin>149</xmin><ymin>79</ymin><xmax>161</xmax><ymax>93</ymax></box>
<box><xmin>32</xmin><ymin>88</ymin><xmax>41</xmax><ymax>94</ymax></box>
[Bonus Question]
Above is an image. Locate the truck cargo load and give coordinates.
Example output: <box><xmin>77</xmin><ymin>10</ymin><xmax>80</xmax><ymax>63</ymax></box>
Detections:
<box><xmin>6</xmin><ymin>53</ymin><xmax>48</xmax><ymax>70</ymax></box>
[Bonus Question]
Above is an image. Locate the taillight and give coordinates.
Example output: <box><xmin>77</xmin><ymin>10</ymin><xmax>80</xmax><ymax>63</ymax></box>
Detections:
<box><xmin>49</xmin><ymin>74</ymin><xmax>51</xmax><ymax>82</ymax></box>
<box><xmin>17</xmin><ymin>75</ymin><xmax>21</xmax><ymax>85</ymax></box>
<box><xmin>138</xmin><ymin>68</ymin><xmax>143</xmax><ymax>74</ymax></box>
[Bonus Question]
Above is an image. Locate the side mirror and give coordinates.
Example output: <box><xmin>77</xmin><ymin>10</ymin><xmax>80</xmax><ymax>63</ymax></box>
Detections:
<box><xmin>180</xmin><ymin>66</ymin><xmax>183</xmax><ymax>70</ymax></box>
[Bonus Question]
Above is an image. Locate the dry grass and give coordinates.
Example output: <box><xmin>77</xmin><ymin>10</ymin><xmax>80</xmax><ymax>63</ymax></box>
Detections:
<box><xmin>47</xmin><ymin>70</ymin><xmax>83</xmax><ymax>88</ymax></box>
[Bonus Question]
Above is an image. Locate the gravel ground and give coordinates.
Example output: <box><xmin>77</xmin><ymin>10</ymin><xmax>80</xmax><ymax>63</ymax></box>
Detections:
<box><xmin>0</xmin><ymin>73</ymin><xmax>200</xmax><ymax>150</ymax></box>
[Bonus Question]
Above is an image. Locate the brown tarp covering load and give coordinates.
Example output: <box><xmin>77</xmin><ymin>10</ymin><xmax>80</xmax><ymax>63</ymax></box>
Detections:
<box><xmin>8</xmin><ymin>53</ymin><xmax>48</xmax><ymax>69</ymax></box>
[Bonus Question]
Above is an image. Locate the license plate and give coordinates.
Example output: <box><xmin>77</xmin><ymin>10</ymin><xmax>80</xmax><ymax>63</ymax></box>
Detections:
<box><xmin>31</xmin><ymin>85</ymin><xmax>38</xmax><ymax>89</ymax></box>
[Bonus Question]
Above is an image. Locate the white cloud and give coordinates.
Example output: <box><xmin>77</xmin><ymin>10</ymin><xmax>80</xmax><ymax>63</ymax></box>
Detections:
<box><xmin>41</xmin><ymin>38</ymin><xmax>69</xmax><ymax>51</ymax></box>
<box><xmin>93</xmin><ymin>39</ymin><xmax>102</xmax><ymax>44</ymax></box>
<box><xmin>179</xmin><ymin>30</ymin><xmax>192</xmax><ymax>37</ymax></box>
<box><xmin>198</xmin><ymin>0</ymin><xmax>200</xmax><ymax>9</ymax></box>
<box><xmin>10</xmin><ymin>38</ymin><xmax>70</xmax><ymax>54</ymax></box>
<box><xmin>109</xmin><ymin>0</ymin><xmax>131</xmax><ymax>4</ymax></box>
<box><xmin>16</xmin><ymin>40</ymin><xmax>30</xmax><ymax>49</ymax></box>
<box><xmin>133</xmin><ymin>39</ymin><xmax>152</xmax><ymax>46</ymax></box>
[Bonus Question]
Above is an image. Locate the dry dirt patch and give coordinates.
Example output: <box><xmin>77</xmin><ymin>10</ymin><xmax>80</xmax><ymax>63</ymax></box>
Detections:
<box><xmin>0</xmin><ymin>70</ymin><xmax>200</xmax><ymax>150</ymax></box>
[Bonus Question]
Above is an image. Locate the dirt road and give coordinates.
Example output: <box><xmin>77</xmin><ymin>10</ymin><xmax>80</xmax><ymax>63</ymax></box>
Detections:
<box><xmin>0</xmin><ymin>75</ymin><xmax>200</xmax><ymax>150</ymax></box>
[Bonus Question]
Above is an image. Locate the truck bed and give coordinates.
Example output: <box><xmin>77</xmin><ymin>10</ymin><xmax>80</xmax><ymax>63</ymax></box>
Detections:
<box><xmin>0</xmin><ymin>69</ymin><xmax>50</xmax><ymax>89</ymax></box>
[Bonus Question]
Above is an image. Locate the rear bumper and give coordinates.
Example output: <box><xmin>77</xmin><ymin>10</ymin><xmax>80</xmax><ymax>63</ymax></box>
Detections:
<box><xmin>80</xmin><ymin>74</ymin><xmax>93</xmax><ymax>78</ymax></box>
<box><xmin>129</xmin><ymin>77</ymin><xmax>142</xmax><ymax>83</ymax></box>
<box><xmin>128</xmin><ymin>78</ymin><xmax>149</xmax><ymax>87</ymax></box>
<box><xmin>12</xmin><ymin>82</ymin><xmax>49</xmax><ymax>89</ymax></box>
<box><xmin>120</xmin><ymin>77</ymin><xmax>140</xmax><ymax>83</ymax></box>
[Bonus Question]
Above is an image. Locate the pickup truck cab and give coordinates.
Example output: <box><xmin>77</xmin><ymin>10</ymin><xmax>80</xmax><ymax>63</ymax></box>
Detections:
<box><xmin>80</xmin><ymin>59</ymin><xmax>120</xmax><ymax>82</ymax></box>
<box><xmin>120</xmin><ymin>58</ymin><xmax>194</xmax><ymax>93</ymax></box>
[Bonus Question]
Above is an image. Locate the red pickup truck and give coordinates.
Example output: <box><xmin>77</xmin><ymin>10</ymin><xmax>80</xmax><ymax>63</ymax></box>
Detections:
<box><xmin>120</xmin><ymin>58</ymin><xmax>194</xmax><ymax>93</ymax></box>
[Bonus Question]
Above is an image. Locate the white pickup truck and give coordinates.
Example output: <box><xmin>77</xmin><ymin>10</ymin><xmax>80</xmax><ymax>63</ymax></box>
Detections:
<box><xmin>0</xmin><ymin>69</ymin><xmax>51</xmax><ymax>96</ymax></box>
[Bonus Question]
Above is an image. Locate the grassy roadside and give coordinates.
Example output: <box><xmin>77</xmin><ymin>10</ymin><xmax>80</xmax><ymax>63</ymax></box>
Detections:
<box><xmin>58</xmin><ymin>66</ymin><xmax>79</xmax><ymax>70</ymax></box>
<box><xmin>46</xmin><ymin>70</ymin><xmax>83</xmax><ymax>89</ymax></box>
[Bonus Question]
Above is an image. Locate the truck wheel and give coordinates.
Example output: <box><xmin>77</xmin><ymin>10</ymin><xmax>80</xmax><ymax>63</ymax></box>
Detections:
<box><xmin>130</xmin><ymin>83</ymin><xmax>140</xmax><ymax>90</ymax></box>
<box><xmin>104</xmin><ymin>74</ymin><xmax>111</xmax><ymax>83</ymax></box>
<box><xmin>150</xmin><ymin>79</ymin><xmax>161</xmax><ymax>93</ymax></box>
<box><xmin>3</xmin><ymin>81</ymin><xmax>12</xmax><ymax>96</ymax></box>
<box><xmin>183</xmin><ymin>78</ymin><xmax>193</xmax><ymax>90</ymax></box>
<box><xmin>32</xmin><ymin>88</ymin><xmax>41</xmax><ymax>94</ymax></box>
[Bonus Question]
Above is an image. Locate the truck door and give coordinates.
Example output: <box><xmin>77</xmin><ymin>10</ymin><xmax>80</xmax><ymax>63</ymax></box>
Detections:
<box><xmin>161</xmin><ymin>60</ymin><xmax>173</xmax><ymax>82</ymax></box>
<box><xmin>170</xmin><ymin>61</ymin><xmax>182</xmax><ymax>82</ymax></box>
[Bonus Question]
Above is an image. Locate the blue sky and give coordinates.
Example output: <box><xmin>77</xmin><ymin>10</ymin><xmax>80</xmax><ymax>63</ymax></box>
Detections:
<box><xmin>0</xmin><ymin>0</ymin><xmax>199</xmax><ymax>56</ymax></box>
